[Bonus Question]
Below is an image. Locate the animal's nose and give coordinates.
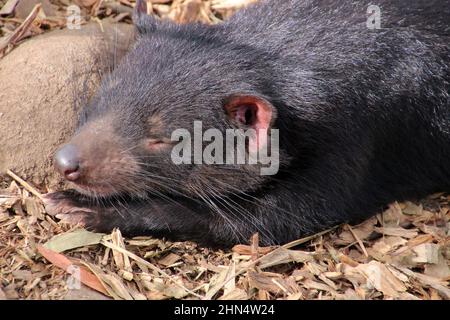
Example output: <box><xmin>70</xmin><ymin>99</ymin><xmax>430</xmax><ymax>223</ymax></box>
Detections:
<box><xmin>54</xmin><ymin>144</ymin><xmax>81</xmax><ymax>181</ymax></box>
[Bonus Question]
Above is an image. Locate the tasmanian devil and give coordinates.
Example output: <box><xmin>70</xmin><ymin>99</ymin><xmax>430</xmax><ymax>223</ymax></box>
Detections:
<box><xmin>44</xmin><ymin>0</ymin><xmax>450</xmax><ymax>248</ymax></box>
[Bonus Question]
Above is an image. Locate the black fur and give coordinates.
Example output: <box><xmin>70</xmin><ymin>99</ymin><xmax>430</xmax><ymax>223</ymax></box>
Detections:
<box><xmin>47</xmin><ymin>0</ymin><xmax>450</xmax><ymax>248</ymax></box>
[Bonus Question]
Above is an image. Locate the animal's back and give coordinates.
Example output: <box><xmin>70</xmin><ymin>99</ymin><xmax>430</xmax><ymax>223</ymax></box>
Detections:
<box><xmin>226</xmin><ymin>0</ymin><xmax>450</xmax><ymax>214</ymax></box>
<box><xmin>224</xmin><ymin>0</ymin><xmax>450</xmax><ymax>78</ymax></box>
<box><xmin>223</xmin><ymin>0</ymin><xmax>450</xmax><ymax>119</ymax></box>
<box><xmin>226</xmin><ymin>0</ymin><xmax>450</xmax><ymax>43</ymax></box>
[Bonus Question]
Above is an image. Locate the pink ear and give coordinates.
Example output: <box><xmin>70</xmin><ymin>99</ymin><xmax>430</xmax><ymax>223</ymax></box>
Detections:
<box><xmin>225</xmin><ymin>96</ymin><xmax>275</xmax><ymax>152</ymax></box>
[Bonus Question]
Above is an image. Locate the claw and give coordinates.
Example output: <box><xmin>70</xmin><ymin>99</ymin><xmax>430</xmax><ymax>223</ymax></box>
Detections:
<box><xmin>43</xmin><ymin>191</ymin><xmax>96</xmax><ymax>227</ymax></box>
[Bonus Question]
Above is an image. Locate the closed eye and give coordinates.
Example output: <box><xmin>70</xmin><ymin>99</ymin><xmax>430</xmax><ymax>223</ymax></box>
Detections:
<box><xmin>148</xmin><ymin>138</ymin><xmax>166</xmax><ymax>145</ymax></box>
<box><xmin>146</xmin><ymin>138</ymin><xmax>174</xmax><ymax>150</ymax></box>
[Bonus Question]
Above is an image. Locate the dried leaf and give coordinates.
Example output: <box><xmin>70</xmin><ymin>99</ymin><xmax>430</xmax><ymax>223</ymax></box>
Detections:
<box><xmin>36</xmin><ymin>245</ymin><xmax>109</xmax><ymax>296</ymax></box>
<box><xmin>82</xmin><ymin>261</ymin><xmax>133</xmax><ymax>300</ymax></box>
<box><xmin>44</xmin><ymin>229</ymin><xmax>104</xmax><ymax>253</ymax></box>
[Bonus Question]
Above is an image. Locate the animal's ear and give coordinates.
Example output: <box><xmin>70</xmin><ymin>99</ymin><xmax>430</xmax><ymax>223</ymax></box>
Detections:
<box><xmin>133</xmin><ymin>0</ymin><xmax>159</xmax><ymax>34</ymax></box>
<box><xmin>224</xmin><ymin>95</ymin><xmax>277</xmax><ymax>152</ymax></box>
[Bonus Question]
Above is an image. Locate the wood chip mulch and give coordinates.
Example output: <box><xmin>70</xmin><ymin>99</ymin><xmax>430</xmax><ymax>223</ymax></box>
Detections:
<box><xmin>1</xmin><ymin>170</ymin><xmax>449</xmax><ymax>300</ymax></box>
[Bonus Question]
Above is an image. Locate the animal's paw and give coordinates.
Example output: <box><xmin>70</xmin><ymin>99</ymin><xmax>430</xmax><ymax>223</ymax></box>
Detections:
<box><xmin>43</xmin><ymin>191</ymin><xmax>97</xmax><ymax>228</ymax></box>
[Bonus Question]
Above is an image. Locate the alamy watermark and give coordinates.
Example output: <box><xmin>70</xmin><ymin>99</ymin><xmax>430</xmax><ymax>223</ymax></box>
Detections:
<box><xmin>66</xmin><ymin>4</ymin><xmax>382</xmax><ymax>33</ymax></box>
<box><xmin>67</xmin><ymin>5</ymin><xmax>81</xmax><ymax>30</ymax></box>
<box><xmin>367</xmin><ymin>5</ymin><xmax>381</xmax><ymax>30</ymax></box>
<box><xmin>170</xmin><ymin>121</ymin><xmax>280</xmax><ymax>176</ymax></box>
<box><xmin>67</xmin><ymin>265</ymin><xmax>81</xmax><ymax>290</ymax></box>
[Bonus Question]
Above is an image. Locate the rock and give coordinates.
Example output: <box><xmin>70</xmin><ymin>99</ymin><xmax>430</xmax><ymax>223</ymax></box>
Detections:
<box><xmin>15</xmin><ymin>0</ymin><xmax>55</xmax><ymax>19</ymax></box>
<box><xmin>0</xmin><ymin>22</ymin><xmax>134</xmax><ymax>187</ymax></box>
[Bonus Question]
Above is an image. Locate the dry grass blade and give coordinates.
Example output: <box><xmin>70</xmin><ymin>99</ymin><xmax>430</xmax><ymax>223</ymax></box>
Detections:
<box><xmin>100</xmin><ymin>238</ymin><xmax>204</xmax><ymax>299</ymax></box>
<box><xmin>111</xmin><ymin>229</ymin><xmax>134</xmax><ymax>281</ymax></box>
<box><xmin>205</xmin><ymin>263</ymin><xmax>237</xmax><ymax>300</ymax></box>
<box><xmin>346</xmin><ymin>224</ymin><xmax>369</xmax><ymax>257</ymax></box>
<box><xmin>6</xmin><ymin>170</ymin><xmax>43</xmax><ymax>200</ymax></box>
<box><xmin>280</xmin><ymin>226</ymin><xmax>339</xmax><ymax>249</ymax></box>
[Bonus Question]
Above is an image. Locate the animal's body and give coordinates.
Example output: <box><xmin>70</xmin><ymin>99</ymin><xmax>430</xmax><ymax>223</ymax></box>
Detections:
<box><xmin>45</xmin><ymin>0</ymin><xmax>450</xmax><ymax>247</ymax></box>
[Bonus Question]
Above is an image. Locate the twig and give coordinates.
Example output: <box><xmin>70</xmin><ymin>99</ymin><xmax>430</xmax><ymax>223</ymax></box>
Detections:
<box><xmin>250</xmin><ymin>233</ymin><xmax>259</xmax><ymax>261</ymax></box>
<box><xmin>6</xmin><ymin>169</ymin><xmax>43</xmax><ymax>200</ymax></box>
<box><xmin>346</xmin><ymin>224</ymin><xmax>369</xmax><ymax>257</ymax></box>
<box><xmin>0</xmin><ymin>4</ymin><xmax>41</xmax><ymax>55</ymax></box>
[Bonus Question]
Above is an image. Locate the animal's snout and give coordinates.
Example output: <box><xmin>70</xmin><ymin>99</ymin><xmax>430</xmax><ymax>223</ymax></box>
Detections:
<box><xmin>54</xmin><ymin>144</ymin><xmax>81</xmax><ymax>181</ymax></box>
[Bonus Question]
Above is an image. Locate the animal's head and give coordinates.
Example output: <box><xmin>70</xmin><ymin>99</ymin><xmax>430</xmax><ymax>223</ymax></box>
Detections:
<box><xmin>54</xmin><ymin>0</ymin><xmax>285</xmax><ymax>200</ymax></box>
